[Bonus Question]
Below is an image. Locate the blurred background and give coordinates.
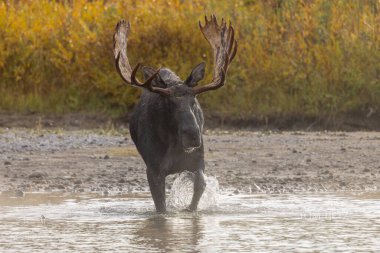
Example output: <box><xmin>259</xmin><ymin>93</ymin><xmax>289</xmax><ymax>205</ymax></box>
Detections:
<box><xmin>0</xmin><ymin>0</ymin><xmax>379</xmax><ymax>129</ymax></box>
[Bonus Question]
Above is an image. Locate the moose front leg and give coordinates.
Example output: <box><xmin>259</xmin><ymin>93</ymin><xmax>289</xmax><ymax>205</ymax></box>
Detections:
<box><xmin>188</xmin><ymin>165</ymin><xmax>206</xmax><ymax>211</ymax></box>
<box><xmin>147</xmin><ymin>169</ymin><xmax>166</xmax><ymax>213</ymax></box>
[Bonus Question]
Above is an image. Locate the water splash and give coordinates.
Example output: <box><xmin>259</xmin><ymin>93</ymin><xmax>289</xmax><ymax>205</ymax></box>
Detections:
<box><xmin>167</xmin><ymin>171</ymin><xmax>219</xmax><ymax>210</ymax></box>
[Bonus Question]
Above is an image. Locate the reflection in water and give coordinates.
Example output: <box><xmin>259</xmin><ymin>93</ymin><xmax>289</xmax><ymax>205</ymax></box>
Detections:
<box><xmin>0</xmin><ymin>192</ymin><xmax>379</xmax><ymax>252</ymax></box>
<box><xmin>134</xmin><ymin>214</ymin><xmax>204</xmax><ymax>252</ymax></box>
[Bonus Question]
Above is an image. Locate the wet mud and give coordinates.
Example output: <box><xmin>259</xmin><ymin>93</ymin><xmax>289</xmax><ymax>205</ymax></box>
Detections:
<box><xmin>1</xmin><ymin>129</ymin><xmax>379</xmax><ymax>195</ymax></box>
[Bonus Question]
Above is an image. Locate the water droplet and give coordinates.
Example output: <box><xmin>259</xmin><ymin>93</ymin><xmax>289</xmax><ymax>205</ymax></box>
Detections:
<box><xmin>167</xmin><ymin>171</ymin><xmax>219</xmax><ymax>210</ymax></box>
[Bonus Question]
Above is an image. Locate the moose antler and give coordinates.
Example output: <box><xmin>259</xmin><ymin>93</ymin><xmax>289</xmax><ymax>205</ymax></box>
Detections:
<box><xmin>193</xmin><ymin>15</ymin><xmax>237</xmax><ymax>94</ymax></box>
<box><xmin>113</xmin><ymin>20</ymin><xmax>171</xmax><ymax>96</ymax></box>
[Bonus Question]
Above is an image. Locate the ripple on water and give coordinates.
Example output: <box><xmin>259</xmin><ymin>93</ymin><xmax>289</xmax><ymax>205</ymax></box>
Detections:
<box><xmin>0</xmin><ymin>188</ymin><xmax>379</xmax><ymax>252</ymax></box>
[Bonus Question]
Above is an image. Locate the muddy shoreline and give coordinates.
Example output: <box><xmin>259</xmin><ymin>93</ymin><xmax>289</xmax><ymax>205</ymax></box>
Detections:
<box><xmin>1</xmin><ymin>112</ymin><xmax>380</xmax><ymax>131</ymax></box>
<box><xmin>0</xmin><ymin>128</ymin><xmax>379</xmax><ymax>196</ymax></box>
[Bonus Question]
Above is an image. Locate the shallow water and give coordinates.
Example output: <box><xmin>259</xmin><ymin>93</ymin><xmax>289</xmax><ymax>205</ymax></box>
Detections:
<box><xmin>1</xmin><ymin>191</ymin><xmax>379</xmax><ymax>253</ymax></box>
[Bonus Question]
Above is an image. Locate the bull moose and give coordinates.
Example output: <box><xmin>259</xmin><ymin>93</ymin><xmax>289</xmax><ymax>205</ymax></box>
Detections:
<box><xmin>113</xmin><ymin>15</ymin><xmax>237</xmax><ymax>212</ymax></box>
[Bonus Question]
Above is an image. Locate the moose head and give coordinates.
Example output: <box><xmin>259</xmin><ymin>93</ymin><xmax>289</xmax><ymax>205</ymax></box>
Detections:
<box><xmin>113</xmin><ymin>16</ymin><xmax>237</xmax><ymax>152</ymax></box>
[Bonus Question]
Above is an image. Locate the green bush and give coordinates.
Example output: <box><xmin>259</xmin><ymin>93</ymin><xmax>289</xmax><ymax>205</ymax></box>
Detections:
<box><xmin>0</xmin><ymin>0</ymin><xmax>379</xmax><ymax>122</ymax></box>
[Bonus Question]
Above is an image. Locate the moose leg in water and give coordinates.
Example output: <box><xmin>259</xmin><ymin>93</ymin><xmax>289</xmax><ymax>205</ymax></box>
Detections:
<box><xmin>147</xmin><ymin>169</ymin><xmax>166</xmax><ymax>213</ymax></box>
<box><xmin>188</xmin><ymin>164</ymin><xmax>206</xmax><ymax>211</ymax></box>
<box><xmin>113</xmin><ymin>15</ymin><xmax>237</xmax><ymax>212</ymax></box>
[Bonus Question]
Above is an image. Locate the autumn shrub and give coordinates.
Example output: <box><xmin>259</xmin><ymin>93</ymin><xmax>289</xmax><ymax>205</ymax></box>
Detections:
<box><xmin>0</xmin><ymin>0</ymin><xmax>379</xmax><ymax>123</ymax></box>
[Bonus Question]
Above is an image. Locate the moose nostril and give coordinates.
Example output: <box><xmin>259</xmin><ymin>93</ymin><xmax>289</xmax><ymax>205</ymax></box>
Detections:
<box><xmin>182</xmin><ymin>128</ymin><xmax>201</xmax><ymax>146</ymax></box>
<box><xmin>182</xmin><ymin>128</ymin><xmax>198</xmax><ymax>138</ymax></box>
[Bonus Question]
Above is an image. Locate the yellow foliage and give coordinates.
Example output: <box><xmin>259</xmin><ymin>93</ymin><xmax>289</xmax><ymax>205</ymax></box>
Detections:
<box><xmin>0</xmin><ymin>0</ymin><xmax>379</xmax><ymax>121</ymax></box>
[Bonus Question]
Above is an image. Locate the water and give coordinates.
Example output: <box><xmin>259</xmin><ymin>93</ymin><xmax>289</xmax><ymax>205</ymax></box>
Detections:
<box><xmin>0</xmin><ymin>185</ymin><xmax>379</xmax><ymax>252</ymax></box>
<box><xmin>167</xmin><ymin>172</ymin><xmax>220</xmax><ymax>210</ymax></box>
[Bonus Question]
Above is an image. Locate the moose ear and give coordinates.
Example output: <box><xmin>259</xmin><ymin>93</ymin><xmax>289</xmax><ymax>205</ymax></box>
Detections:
<box><xmin>185</xmin><ymin>62</ymin><xmax>206</xmax><ymax>87</ymax></box>
<box><xmin>142</xmin><ymin>66</ymin><xmax>157</xmax><ymax>81</ymax></box>
<box><xmin>142</xmin><ymin>66</ymin><xmax>167</xmax><ymax>88</ymax></box>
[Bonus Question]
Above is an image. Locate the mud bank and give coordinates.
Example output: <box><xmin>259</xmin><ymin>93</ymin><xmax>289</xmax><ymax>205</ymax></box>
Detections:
<box><xmin>0</xmin><ymin>129</ymin><xmax>379</xmax><ymax>195</ymax></box>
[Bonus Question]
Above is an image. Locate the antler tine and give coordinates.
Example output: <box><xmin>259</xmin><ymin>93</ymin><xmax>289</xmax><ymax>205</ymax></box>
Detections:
<box><xmin>130</xmin><ymin>63</ymin><xmax>171</xmax><ymax>96</ymax></box>
<box><xmin>226</xmin><ymin>25</ymin><xmax>238</xmax><ymax>65</ymax></box>
<box><xmin>205</xmin><ymin>15</ymin><xmax>209</xmax><ymax>24</ymax></box>
<box><xmin>229</xmin><ymin>40</ymin><xmax>238</xmax><ymax>63</ymax></box>
<box><xmin>130</xmin><ymin>63</ymin><xmax>143</xmax><ymax>86</ymax></box>
<box><xmin>193</xmin><ymin>14</ymin><xmax>237</xmax><ymax>95</ymax></box>
<box><xmin>113</xmin><ymin>19</ymin><xmax>171</xmax><ymax>97</ymax></box>
<box><xmin>212</xmin><ymin>14</ymin><xmax>217</xmax><ymax>24</ymax></box>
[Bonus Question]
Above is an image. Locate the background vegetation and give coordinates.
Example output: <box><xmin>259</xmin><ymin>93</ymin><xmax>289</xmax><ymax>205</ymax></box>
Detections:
<box><xmin>0</xmin><ymin>0</ymin><xmax>379</xmax><ymax>126</ymax></box>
